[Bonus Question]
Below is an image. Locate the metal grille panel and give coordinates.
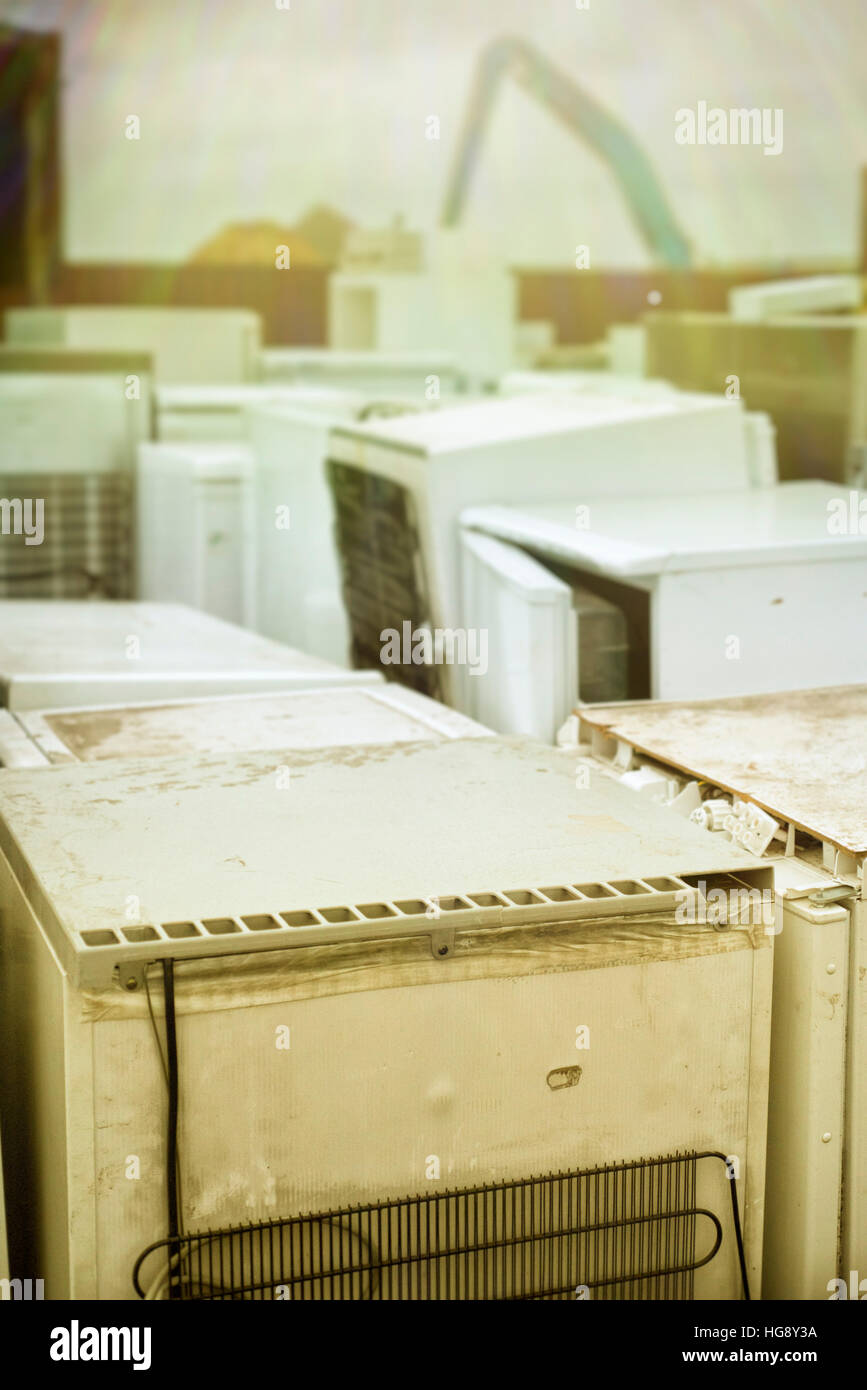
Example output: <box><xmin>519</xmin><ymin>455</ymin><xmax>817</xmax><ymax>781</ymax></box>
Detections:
<box><xmin>326</xmin><ymin>458</ymin><xmax>441</xmax><ymax>697</ymax></box>
<box><xmin>0</xmin><ymin>470</ymin><xmax>133</xmax><ymax>597</ymax></box>
<box><xmin>134</xmin><ymin>1152</ymin><xmax>745</xmax><ymax>1301</ymax></box>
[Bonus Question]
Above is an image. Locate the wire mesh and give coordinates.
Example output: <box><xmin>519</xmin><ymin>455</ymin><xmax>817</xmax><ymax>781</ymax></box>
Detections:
<box><xmin>326</xmin><ymin>458</ymin><xmax>442</xmax><ymax>698</ymax></box>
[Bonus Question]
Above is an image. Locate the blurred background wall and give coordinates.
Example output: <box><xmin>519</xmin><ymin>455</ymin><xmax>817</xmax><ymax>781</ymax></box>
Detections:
<box><xmin>2</xmin><ymin>0</ymin><xmax>866</xmax><ymax>341</ymax></box>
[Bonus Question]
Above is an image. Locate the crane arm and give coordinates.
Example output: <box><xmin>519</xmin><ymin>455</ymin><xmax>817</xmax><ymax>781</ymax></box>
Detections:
<box><xmin>441</xmin><ymin>35</ymin><xmax>691</xmax><ymax>269</ymax></box>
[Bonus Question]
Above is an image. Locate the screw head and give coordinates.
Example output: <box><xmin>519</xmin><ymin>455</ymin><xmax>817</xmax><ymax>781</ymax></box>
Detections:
<box><xmin>437</xmin><ymin>945</ymin><xmax>449</xmax><ymax>957</ymax></box>
<box><xmin>826</xmin><ymin>963</ymin><xmax>837</xmax><ymax>974</ymax></box>
<box><xmin>123</xmin><ymin>976</ymin><xmax>139</xmax><ymax>991</ymax></box>
<box><xmin>822</xmin><ymin>1132</ymin><xmax>832</xmax><ymax>1144</ymax></box>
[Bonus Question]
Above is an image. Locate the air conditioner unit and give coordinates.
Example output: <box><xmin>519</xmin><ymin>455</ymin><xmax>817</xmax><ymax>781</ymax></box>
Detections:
<box><xmin>248</xmin><ymin>395</ymin><xmax>444</xmax><ymax>665</ymax></box>
<box><xmin>325</xmin><ymin>393</ymin><xmax>754</xmax><ymax>706</ymax></box>
<box><xmin>0</xmin><ymin>351</ymin><xmax>154</xmax><ymax>599</ymax></box>
<box><xmin>0</xmin><ymin>735</ymin><xmax>772</xmax><ymax>1300</ymax></box>
<box><xmin>574</xmin><ymin>683</ymin><xmax>867</xmax><ymax>1300</ymax></box>
<box><xmin>136</xmin><ymin>442</ymin><xmax>256</xmax><ymax>627</ymax></box>
<box><xmin>0</xmin><ymin>601</ymin><xmax>381</xmax><ymax>711</ymax></box>
<box><xmin>154</xmin><ymin>384</ymin><xmax>368</xmax><ymax>442</ymax></box>
<box><xmin>259</xmin><ymin>348</ymin><xmax>465</xmax><ymax>399</ymax></box>
<box><xmin>0</xmin><ymin>683</ymin><xmax>491</xmax><ymax>767</ymax></box>
<box><xmin>644</xmin><ymin>310</ymin><xmax>867</xmax><ymax>484</ymax></box>
<box><xmin>5</xmin><ymin>307</ymin><xmax>262</xmax><ymax>384</ymax></box>
<box><xmin>461</xmin><ymin>480</ymin><xmax>867</xmax><ymax>706</ymax></box>
<box><xmin>461</xmin><ymin>530</ymin><xmax>627</xmax><ymax>741</ymax></box>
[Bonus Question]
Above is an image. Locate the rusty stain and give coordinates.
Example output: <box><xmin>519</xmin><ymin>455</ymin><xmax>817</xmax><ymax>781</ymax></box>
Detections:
<box><xmin>819</xmin><ymin>991</ymin><xmax>841</xmax><ymax>1020</ymax></box>
<box><xmin>568</xmin><ymin>815</ymin><xmax>634</xmax><ymax>835</ymax></box>
<box><xmin>578</xmin><ymin>688</ymin><xmax>867</xmax><ymax>856</ymax></box>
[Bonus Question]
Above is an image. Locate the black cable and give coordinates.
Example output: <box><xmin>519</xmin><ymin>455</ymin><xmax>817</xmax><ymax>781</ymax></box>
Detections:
<box><xmin>144</xmin><ymin>966</ymin><xmax>184</xmax><ymax>1220</ymax></box>
<box><xmin>707</xmin><ymin>1150</ymin><xmax>750</xmax><ymax>1301</ymax></box>
<box><xmin>725</xmin><ymin>1164</ymin><xmax>751</xmax><ymax>1302</ymax></box>
<box><xmin>162</xmin><ymin>958</ymin><xmax>181</xmax><ymax>1299</ymax></box>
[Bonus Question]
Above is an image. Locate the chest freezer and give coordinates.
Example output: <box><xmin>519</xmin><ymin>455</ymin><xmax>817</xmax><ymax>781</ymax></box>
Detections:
<box><xmin>136</xmin><ymin>442</ymin><xmax>256</xmax><ymax>627</ymax></box>
<box><xmin>0</xmin><ymin>684</ymin><xmax>491</xmax><ymax>767</ymax></box>
<box><xmin>0</xmin><ymin>735</ymin><xmax>772</xmax><ymax>1300</ymax></box>
<box><xmin>0</xmin><ymin>601</ymin><xmax>382</xmax><ymax>712</ymax></box>
<box><xmin>573</xmin><ymin>685</ymin><xmax>867</xmax><ymax>1300</ymax></box>
<box><xmin>326</xmin><ymin>391</ymin><xmax>755</xmax><ymax>705</ymax></box>
<box><xmin>461</xmin><ymin>480</ymin><xmax>867</xmax><ymax>714</ymax></box>
<box><xmin>5</xmin><ymin>307</ymin><xmax>262</xmax><ymax>385</ymax></box>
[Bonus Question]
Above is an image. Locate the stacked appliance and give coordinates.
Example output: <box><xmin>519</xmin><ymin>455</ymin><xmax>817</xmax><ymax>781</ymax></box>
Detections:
<box><xmin>144</xmin><ymin>386</ymin><xmax>381</xmax><ymax>637</ymax></box>
<box><xmin>572</xmin><ymin>684</ymin><xmax>867</xmax><ymax>1300</ymax></box>
<box><xmin>643</xmin><ymin>310</ymin><xmax>867</xmax><ymax>485</ymax></box>
<box><xmin>0</xmin><ymin>734</ymin><xmax>772</xmax><ymax>1299</ymax></box>
<box><xmin>136</xmin><ymin>442</ymin><xmax>256</xmax><ymax>627</ymax></box>
<box><xmin>0</xmin><ymin>601</ymin><xmax>382</xmax><ymax>711</ymax></box>
<box><xmin>259</xmin><ymin>348</ymin><xmax>464</xmax><ymax>400</ymax></box>
<box><xmin>4</xmin><ymin>307</ymin><xmax>262</xmax><ymax>385</ymax></box>
<box><xmin>324</xmin><ymin>391</ymin><xmax>760</xmax><ymax>706</ymax></box>
<box><xmin>154</xmin><ymin>384</ymin><xmax>369</xmax><ymax>442</ymax></box>
<box><xmin>498</xmin><ymin>372</ymin><xmax>778</xmax><ymax>488</ymax></box>
<box><xmin>0</xmin><ymin>347</ymin><xmax>154</xmax><ymax>599</ymax></box>
<box><xmin>460</xmin><ymin>481</ymin><xmax>867</xmax><ymax>736</ymax></box>
<box><xmin>327</xmin><ymin>232</ymin><xmax>515</xmax><ymax>385</ymax></box>
<box><xmin>248</xmin><ymin>394</ymin><xmax>446</xmax><ymax>665</ymax></box>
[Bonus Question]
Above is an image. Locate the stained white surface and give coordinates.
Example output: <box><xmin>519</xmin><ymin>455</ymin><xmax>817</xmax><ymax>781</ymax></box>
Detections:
<box><xmin>580</xmin><ymin>685</ymin><xmax>867</xmax><ymax>855</ymax></box>
<box><xmin>16</xmin><ymin>684</ymin><xmax>491</xmax><ymax>764</ymax></box>
<box><xmin>0</xmin><ymin>736</ymin><xmax>764</xmax><ymax>943</ymax></box>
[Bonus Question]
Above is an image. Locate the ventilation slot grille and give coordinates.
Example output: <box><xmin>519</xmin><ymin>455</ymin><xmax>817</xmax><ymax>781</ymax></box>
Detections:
<box><xmin>79</xmin><ymin>876</ymin><xmax>693</xmax><ymax>953</ymax></box>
